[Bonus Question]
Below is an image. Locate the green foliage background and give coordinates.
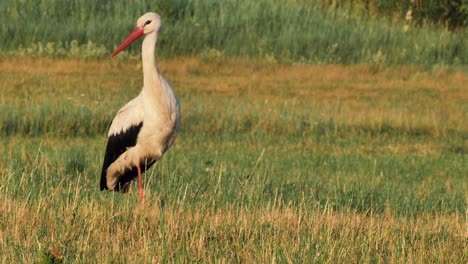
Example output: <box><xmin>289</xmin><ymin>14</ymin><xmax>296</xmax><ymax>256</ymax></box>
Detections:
<box><xmin>330</xmin><ymin>0</ymin><xmax>467</xmax><ymax>27</ymax></box>
<box><xmin>0</xmin><ymin>0</ymin><xmax>466</xmax><ymax>65</ymax></box>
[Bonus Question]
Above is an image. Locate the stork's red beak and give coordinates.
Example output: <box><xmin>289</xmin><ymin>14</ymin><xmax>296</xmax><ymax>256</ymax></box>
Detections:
<box><xmin>111</xmin><ymin>27</ymin><xmax>144</xmax><ymax>57</ymax></box>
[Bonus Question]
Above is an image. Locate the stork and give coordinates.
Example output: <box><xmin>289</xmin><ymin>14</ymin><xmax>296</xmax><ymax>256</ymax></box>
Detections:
<box><xmin>100</xmin><ymin>13</ymin><xmax>180</xmax><ymax>202</ymax></box>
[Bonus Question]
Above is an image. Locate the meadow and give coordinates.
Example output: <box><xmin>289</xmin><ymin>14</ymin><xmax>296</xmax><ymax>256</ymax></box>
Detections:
<box><xmin>0</xmin><ymin>0</ymin><xmax>467</xmax><ymax>262</ymax></box>
<box><xmin>0</xmin><ymin>57</ymin><xmax>466</xmax><ymax>262</ymax></box>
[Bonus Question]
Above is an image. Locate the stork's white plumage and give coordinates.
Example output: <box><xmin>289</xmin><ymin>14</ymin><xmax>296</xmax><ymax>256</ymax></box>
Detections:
<box><xmin>100</xmin><ymin>13</ymin><xmax>180</xmax><ymax>202</ymax></box>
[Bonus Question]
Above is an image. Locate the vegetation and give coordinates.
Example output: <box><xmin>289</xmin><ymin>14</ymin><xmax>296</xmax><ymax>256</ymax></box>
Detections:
<box><xmin>0</xmin><ymin>0</ymin><xmax>466</xmax><ymax>262</ymax></box>
<box><xmin>1</xmin><ymin>0</ymin><xmax>466</xmax><ymax>65</ymax></box>
<box><xmin>0</xmin><ymin>57</ymin><xmax>466</xmax><ymax>262</ymax></box>
<box><xmin>320</xmin><ymin>0</ymin><xmax>467</xmax><ymax>29</ymax></box>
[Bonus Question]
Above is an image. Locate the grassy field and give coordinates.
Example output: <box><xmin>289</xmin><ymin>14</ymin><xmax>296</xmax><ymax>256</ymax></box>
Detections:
<box><xmin>0</xmin><ymin>57</ymin><xmax>466</xmax><ymax>262</ymax></box>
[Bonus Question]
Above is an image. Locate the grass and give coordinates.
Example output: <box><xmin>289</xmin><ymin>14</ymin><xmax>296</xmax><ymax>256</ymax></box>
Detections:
<box><xmin>0</xmin><ymin>57</ymin><xmax>466</xmax><ymax>262</ymax></box>
<box><xmin>1</xmin><ymin>0</ymin><xmax>466</xmax><ymax>65</ymax></box>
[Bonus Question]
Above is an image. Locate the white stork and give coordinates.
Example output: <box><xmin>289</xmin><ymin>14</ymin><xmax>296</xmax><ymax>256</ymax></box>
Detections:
<box><xmin>100</xmin><ymin>13</ymin><xmax>180</xmax><ymax>202</ymax></box>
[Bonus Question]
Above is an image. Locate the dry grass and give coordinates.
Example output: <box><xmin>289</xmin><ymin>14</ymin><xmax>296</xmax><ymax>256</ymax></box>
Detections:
<box><xmin>1</xmin><ymin>57</ymin><xmax>466</xmax><ymax>138</ymax></box>
<box><xmin>0</xmin><ymin>192</ymin><xmax>466</xmax><ymax>263</ymax></box>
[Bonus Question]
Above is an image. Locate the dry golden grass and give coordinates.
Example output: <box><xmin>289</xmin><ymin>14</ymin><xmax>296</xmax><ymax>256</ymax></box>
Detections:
<box><xmin>1</xmin><ymin>57</ymin><xmax>466</xmax><ymax>100</ymax></box>
<box><xmin>0</xmin><ymin>57</ymin><xmax>466</xmax><ymax>156</ymax></box>
<box><xmin>0</xmin><ymin>192</ymin><xmax>466</xmax><ymax>263</ymax></box>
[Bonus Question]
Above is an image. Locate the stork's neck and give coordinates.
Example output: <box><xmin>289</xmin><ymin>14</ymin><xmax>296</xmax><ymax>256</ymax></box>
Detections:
<box><xmin>141</xmin><ymin>32</ymin><xmax>160</xmax><ymax>92</ymax></box>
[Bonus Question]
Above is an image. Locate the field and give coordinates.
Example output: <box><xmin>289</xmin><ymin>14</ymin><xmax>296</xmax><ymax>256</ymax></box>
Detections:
<box><xmin>0</xmin><ymin>57</ymin><xmax>466</xmax><ymax>262</ymax></box>
<box><xmin>0</xmin><ymin>0</ymin><xmax>467</xmax><ymax>262</ymax></box>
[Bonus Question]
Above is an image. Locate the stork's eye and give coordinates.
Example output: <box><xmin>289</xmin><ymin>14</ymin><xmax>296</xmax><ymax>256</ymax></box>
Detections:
<box><xmin>144</xmin><ymin>20</ymin><xmax>152</xmax><ymax>26</ymax></box>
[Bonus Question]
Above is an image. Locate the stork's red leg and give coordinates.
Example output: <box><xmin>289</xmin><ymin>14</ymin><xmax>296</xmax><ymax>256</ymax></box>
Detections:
<box><xmin>137</xmin><ymin>165</ymin><xmax>145</xmax><ymax>202</ymax></box>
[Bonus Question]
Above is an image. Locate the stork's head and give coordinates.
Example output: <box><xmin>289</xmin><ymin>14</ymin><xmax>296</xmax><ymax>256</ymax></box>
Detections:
<box><xmin>138</xmin><ymin>13</ymin><xmax>162</xmax><ymax>35</ymax></box>
<box><xmin>111</xmin><ymin>12</ymin><xmax>162</xmax><ymax>57</ymax></box>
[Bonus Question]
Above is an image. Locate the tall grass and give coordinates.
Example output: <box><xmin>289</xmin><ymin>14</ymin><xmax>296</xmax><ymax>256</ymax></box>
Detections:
<box><xmin>0</xmin><ymin>0</ymin><xmax>465</xmax><ymax>65</ymax></box>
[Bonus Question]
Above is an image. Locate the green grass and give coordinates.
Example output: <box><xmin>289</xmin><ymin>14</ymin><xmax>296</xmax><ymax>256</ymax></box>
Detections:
<box><xmin>0</xmin><ymin>58</ymin><xmax>466</xmax><ymax>262</ymax></box>
<box><xmin>1</xmin><ymin>0</ymin><xmax>466</xmax><ymax>65</ymax></box>
<box><xmin>0</xmin><ymin>3</ymin><xmax>466</xmax><ymax>261</ymax></box>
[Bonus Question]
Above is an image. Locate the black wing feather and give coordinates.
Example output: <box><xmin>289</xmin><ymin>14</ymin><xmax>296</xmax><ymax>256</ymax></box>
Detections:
<box><xmin>100</xmin><ymin>122</ymin><xmax>145</xmax><ymax>191</ymax></box>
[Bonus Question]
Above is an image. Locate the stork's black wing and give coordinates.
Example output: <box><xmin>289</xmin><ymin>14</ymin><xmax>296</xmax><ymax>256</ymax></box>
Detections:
<box><xmin>100</xmin><ymin>122</ymin><xmax>144</xmax><ymax>191</ymax></box>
